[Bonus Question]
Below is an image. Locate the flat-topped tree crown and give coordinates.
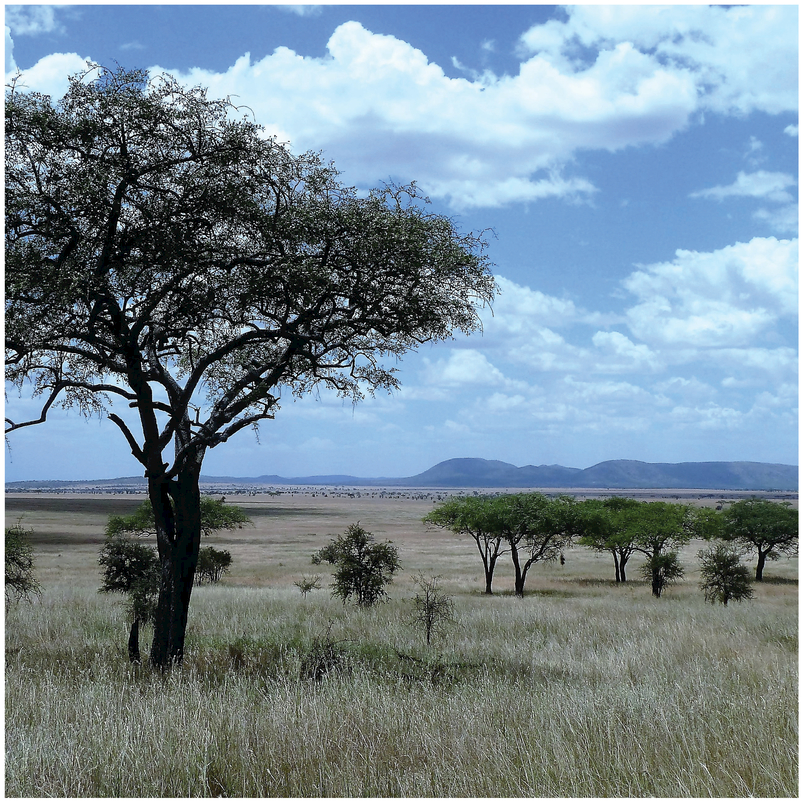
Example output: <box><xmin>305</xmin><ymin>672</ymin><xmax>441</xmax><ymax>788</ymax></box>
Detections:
<box><xmin>5</xmin><ymin>64</ymin><xmax>495</xmax><ymax>667</ymax></box>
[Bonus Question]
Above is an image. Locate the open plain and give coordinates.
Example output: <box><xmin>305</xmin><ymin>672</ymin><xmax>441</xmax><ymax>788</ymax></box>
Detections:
<box><xmin>5</xmin><ymin>490</ymin><xmax>798</xmax><ymax>797</ymax></box>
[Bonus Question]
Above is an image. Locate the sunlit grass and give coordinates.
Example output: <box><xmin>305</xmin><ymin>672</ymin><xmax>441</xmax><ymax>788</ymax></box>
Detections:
<box><xmin>7</xmin><ymin>571</ymin><xmax>797</xmax><ymax>797</ymax></box>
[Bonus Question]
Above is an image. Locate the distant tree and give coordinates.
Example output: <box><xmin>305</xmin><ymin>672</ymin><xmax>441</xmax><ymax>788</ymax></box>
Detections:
<box><xmin>312</xmin><ymin>524</ymin><xmax>401</xmax><ymax>607</ymax></box>
<box><xmin>98</xmin><ymin>535</ymin><xmax>160</xmax><ymax>662</ymax></box>
<box><xmin>640</xmin><ymin>552</ymin><xmax>684</xmax><ymax>598</ymax></box>
<box><xmin>493</xmin><ymin>493</ymin><xmax>582</xmax><ymax>597</ymax></box>
<box><xmin>5</xmin><ymin>65</ymin><xmax>494</xmax><ymax>668</ymax></box>
<box><xmin>577</xmin><ymin>497</ymin><xmax>644</xmax><ymax>583</ymax></box>
<box><xmin>196</xmin><ymin>546</ymin><xmax>232</xmax><ymax>584</ymax></box>
<box><xmin>631</xmin><ymin>502</ymin><xmax>693</xmax><ymax>597</ymax></box>
<box><xmin>5</xmin><ymin>521</ymin><xmax>42</xmax><ymax>608</ymax></box>
<box><xmin>410</xmin><ymin>573</ymin><xmax>455</xmax><ymax>646</ymax></box>
<box><xmin>719</xmin><ymin>498</ymin><xmax>798</xmax><ymax>581</ymax></box>
<box><xmin>107</xmin><ymin>497</ymin><xmax>250</xmax><ymax>539</ymax></box>
<box><xmin>423</xmin><ymin>495</ymin><xmax>508</xmax><ymax>594</ymax></box>
<box><xmin>294</xmin><ymin>575</ymin><xmax>323</xmax><ymax>597</ymax></box>
<box><xmin>698</xmin><ymin>544</ymin><xmax>754</xmax><ymax>606</ymax></box>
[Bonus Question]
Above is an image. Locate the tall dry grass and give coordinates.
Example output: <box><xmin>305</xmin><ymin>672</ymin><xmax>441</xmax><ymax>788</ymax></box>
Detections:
<box><xmin>6</xmin><ymin>568</ymin><xmax>797</xmax><ymax>797</ymax></box>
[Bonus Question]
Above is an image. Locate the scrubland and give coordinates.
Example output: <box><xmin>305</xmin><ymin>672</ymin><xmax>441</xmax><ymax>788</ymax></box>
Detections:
<box><xmin>5</xmin><ymin>492</ymin><xmax>798</xmax><ymax>797</ymax></box>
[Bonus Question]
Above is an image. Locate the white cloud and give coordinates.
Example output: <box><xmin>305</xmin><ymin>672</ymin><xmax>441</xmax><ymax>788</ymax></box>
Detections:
<box><xmin>5</xmin><ymin>6</ymin><xmax>63</xmax><ymax>36</ymax></box>
<box><xmin>784</xmin><ymin>124</ymin><xmax>798</xmax><ymax>137</ymax></box>
<box><xmin>10</xmin><ymin>9</ymin><xmax>794</xmax><ymax>211</ymax></box>
<box><xmin>591</xmin><ymin>331</ymin><xmax>660</xmax><ymax>372</ymax></box>
<box><xmin>422</xmin><ymin>349</ymin><xmax>510</xmax><ymax>388</ymax></box>
<box><xmin>6</xmin><ymin>52</ymin><xmax>90</xmax><ymax>99</ymax></box>
<box><xmin>5</xmin><ymin>26</ymin><xmax>16</xmax><ymax>73</ymax></box>
<box><xmin>753</xmin><ymin>205</ymin><xmax>799</xmax><ymax>236</ymax></box>
<box><xmin>623</xmin><ymin>237</ymin><xmax>798</xmax><ymax>347</ymax></box>
<box><xmin>519</xmin><ymin>5</ymin><xmax>797</xmax><ymax>115</ymax></box>
<box><xmin>137</xmin><ymin>19</ymin><xmax>697</xmax><ymax>209</ymax></box>
<box><xmin>691</xmin><ymin>171</ymin><xmax>796</xmax><ymax>204</ymax></box>
<box><xmin>278</xmin><ymin>6</ymin><xmax>323</xmax><ymax>18</ymax></box>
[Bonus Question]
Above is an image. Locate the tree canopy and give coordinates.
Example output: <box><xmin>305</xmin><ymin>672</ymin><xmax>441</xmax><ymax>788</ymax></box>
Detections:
<box><xmin>720</xmin><ymin>498</ymin><xmax>798</xmax><ymax>581</ymax></box>
<box><xmin>5</xmin><ymin>64</ymin><xmax>494</xmax><ymax>667</ymax></box>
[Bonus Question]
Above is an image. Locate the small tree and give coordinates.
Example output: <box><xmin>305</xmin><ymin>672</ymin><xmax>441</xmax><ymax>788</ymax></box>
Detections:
<box><xmin>312</xmin><ymin>524</ymin><xmax>400</xmax><ymax>607</ymax></box>
<box><xmin>196</xmin><ymin>547</ymin><xmax>232</xmax><ymax>584</ymax></box>
<box><xmin>698</xmin><ymin>544</ymin><xmax>754</xmax><ymax>606</ymax></box>
<box><xmin>640</xmin><ymin>552</ymin><xmax>684</xmax><ymax>598</ymax></box>
<box><xmin>630</xmin><ymin>502</ymin><xmax>693</xmax><ymax>597</ymax></box>
<box><xmin>5</xmin><ymin>521</ymin><xmax>41</xmax><ymax>608</ymax></box>
<box><xmin>98</xmin><ymin>535</ymin><xmax>160</xmax><ymax>662</ymax></box>
<box><xmin>578</xmin><ymin>497</ymin><xmax>643</xmax><ymax>583</ymax></box>
<box><xmin>411</xmin><ymin>573</ymin><xmax>455</xmax><ymax>646</ymax></box>
<box><xmin>720</xmin><ymin>498</ymin><xmax>798</xmax><ymax>581</ymax></box>
<box><xmin>294</xmin><ymin>575</ymin><xmax>323</xmax><ymax>597</ymax></box>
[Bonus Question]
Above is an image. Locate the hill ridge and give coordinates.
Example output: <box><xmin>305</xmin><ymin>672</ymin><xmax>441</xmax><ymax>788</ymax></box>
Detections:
<box><xmin>5</xmin><ymin>457</ymin><xmax>797</xmax><ymax>491</ymax></box>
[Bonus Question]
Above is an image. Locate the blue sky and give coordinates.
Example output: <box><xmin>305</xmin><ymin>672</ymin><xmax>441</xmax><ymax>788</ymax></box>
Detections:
<box><xmin>4</xmin><ymin>4</ymin><xmax>799</xmax><ymax>481</ymax></box>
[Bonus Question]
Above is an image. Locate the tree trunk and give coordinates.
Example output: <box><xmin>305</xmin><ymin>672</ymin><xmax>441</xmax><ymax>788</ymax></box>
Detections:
<box><xmin>755</xmin><ymin>549</ymin><xmax>766</xmax><ymax>582</ymax></box>
<box><xmin>611</xmin><ymin>550</ymin><xmax>621</xmax><ymax>583</ymax></box>
<box><xmin>510</xmin><ymin>542</ymin><xmax>525</xmax><ymax>597</ymax></box>
<box><xmin>128</xmin><ymin>617</ymin><xmax>141</xmax><ymax>663</ymax></box>
<box><xmin>619</xmin><ymin>553</ymin><xmax>629</xmax><ymax>583</ymax></box>
<box><xmin>149</xmin><ymin>468</ymin><xmax>203</xmax><ymax>669</ymax></box>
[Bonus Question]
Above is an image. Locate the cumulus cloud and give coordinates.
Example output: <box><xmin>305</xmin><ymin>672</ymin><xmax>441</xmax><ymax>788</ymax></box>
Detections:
<box><xmin>421</xmin><ymin>349</ymin><xmax>512</xmax><ymax>389</ymax></box>
<box><xmin>623</xmin><ymin>237</ymin><xmax>798</xmax><ymax>348</ymax></box>
<box><xmin>138</xmin><ymin>19</ymin><xmax>699</xmax><ymax>207</ymax></box>
<box><xmin>9</xmin><ymin>8</ymin><xmax>795</xmax><ymax>210</ymax></box>
<box><xmin>5</xmin><ymin>27</ymin><xmax>16</xmax><ymax>73</ymax></box>
<box><xmin>519</xmin><ymin>5</ymin><xmax>797</xmax><ymax>115</ymax></box>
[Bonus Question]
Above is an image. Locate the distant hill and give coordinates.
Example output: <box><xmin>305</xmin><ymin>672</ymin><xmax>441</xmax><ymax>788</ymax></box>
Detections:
<box><xmin>6</xmin><ymin>458</ymin><xmax>797</xmax><ymax>491</ymax></box>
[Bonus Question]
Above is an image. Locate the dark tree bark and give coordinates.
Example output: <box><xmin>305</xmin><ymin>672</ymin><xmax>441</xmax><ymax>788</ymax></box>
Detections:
<box><xmin>755</xmin><ymin>549</ymin><xmax>767</xmax><ymax>582</ymax></box>
<box><xmin>128</xmin><ymin>618</ymin><xmax>141</xmax><ymax>663</ymax></box>
<box><xmin>149</xmin><ymin>467</ymin><xmax>203</xmax><ymax>668</ymax></box>
<box><xmin>610</xmin><ymin>550</ymin><xmax>621</xmax><ymax>583</ymax></box>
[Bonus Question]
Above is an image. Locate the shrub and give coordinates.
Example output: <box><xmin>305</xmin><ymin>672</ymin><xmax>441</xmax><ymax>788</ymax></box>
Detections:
<box><xmin>98</xmin><ymin>534</ymin><xmax>160</xmax><ymax>661</ymax></box>
<box><xmin>411</xmin><ymin>573</ymin><xmax>455</xmax><ymax>646</ymax></box>
<box><xmin>640</xmin><ymin>551</ymin><xmax>684</xmax><ymax>597</ymax></box>
<box><xmin>698</xmin><ymin>544</ymin><xmax>754</xmax><ymax>606</ymax></box>
<box><xmin>294</xmin><ymin>575</ymin><xmax>323</xmax><ymax>597</ymax></box>
<box><xmin>312</xmin><ymin>523</ymin><xmax>400</xmax><ymax>607</ymax></box>
<box><xmin>5</xmin><ymin>521</ymin><xmax>41</xmax><ymax>607</ymax></box>
<box><xmin>196</xmin><ymin>547</ymin><xmax>232</xmax><ymax>584</ymax></box>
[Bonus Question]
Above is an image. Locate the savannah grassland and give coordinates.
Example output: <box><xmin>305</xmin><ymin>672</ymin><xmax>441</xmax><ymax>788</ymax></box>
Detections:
<box><xmin>5</xmin><ymin>491</ymin><xmax>798</xmax><ymax>797</ymax></box>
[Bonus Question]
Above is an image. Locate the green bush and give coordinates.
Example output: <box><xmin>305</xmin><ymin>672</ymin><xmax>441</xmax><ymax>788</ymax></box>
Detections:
<box><xmin>5</xmin><ymin>521</ymin><xmax>41</xmax><ymax>607</ymax></box>
<box><xmin>698</xmin><ymin>544</ymin><xmax>754</xmax><ymax>606</ymax></box>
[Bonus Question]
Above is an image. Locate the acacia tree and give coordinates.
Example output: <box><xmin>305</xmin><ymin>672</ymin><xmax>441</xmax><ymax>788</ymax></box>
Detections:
<box><xmin>494</xmin><ymin>493</ymin><xmax>581</xmax><ymax>597</ymax></box>
<box><xmin>631</xmin><ymin>502</ymin><xmax>693</xmax><ymax>597</ymax></box>
<box><xmin>5</xmin><ymin>521</ymin><xmax>42</xmax><ymax>608</ymax></box>
<box><xmin>5</xmin><ymin>65</ymin><xmax>494</xmax><ymax>668</ymax></box>
<box><xmin>423</xmin><ymin>495</ymin><xmax>509</xmax><ymax>594</ymax></box>
<box><xmin>577</xmin><ymin>497</ymin><xmax>644</xmax><ymax>583</ymax></box>
<box><xmin>720</xmin><ymin>498</ymin><xmax>798</xmax><ymax>581</ymax></box>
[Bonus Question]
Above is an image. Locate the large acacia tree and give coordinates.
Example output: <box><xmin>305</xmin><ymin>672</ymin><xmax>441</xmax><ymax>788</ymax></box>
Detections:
<box><xmin>5</xmin><ymin>65</ymin><xmax>495</xmax><ymax>668</ymax></box>
<box><xmin>423</xmin><ymin>495</ymin><xmax>509</xmax><ymax>595</ymax></box>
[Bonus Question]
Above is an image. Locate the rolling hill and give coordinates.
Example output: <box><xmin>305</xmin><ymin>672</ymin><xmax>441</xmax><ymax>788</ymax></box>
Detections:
<box><xmin>6</xmin><ymin>458</ymin><xmax>798</xmax><ymax>491</ymax></box>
